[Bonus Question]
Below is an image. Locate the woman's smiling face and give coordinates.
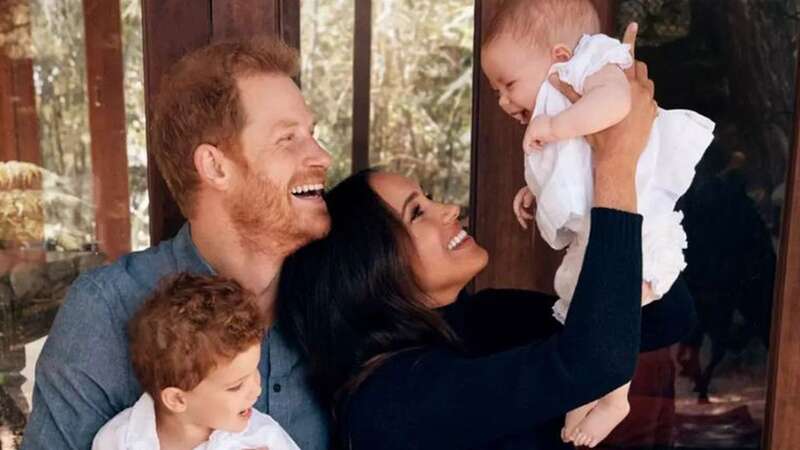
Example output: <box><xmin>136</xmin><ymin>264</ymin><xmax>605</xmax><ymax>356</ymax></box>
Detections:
<box><xmin>369</xmin><ymin>172</ymin><xmax>489</xmax><ymax>306</ymax></box>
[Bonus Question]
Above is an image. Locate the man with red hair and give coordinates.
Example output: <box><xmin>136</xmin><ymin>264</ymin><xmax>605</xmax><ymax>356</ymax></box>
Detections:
<box><xmin>23</xmin><ymin>36</ymin><xmax>331</xmax><ymax>450</ymax></box>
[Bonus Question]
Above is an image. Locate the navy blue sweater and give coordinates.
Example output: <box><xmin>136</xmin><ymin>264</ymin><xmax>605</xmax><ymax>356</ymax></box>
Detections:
<box><xmin>339</xmin><ymin>208</ymin><xmax>696</xmax><ymax>450</ymax></box>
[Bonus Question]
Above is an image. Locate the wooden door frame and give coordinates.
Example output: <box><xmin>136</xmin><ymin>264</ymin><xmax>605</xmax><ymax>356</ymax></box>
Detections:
<box><xmin>764</xmin><ymin>34</ymin><xmax>800</xmax><ymax>450</ymax></box>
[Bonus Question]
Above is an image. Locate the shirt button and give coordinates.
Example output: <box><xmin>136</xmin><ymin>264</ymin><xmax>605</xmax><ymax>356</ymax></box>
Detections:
<box><xmin>272</xmin><ymin>383</ymin><xmax>282</xmax><ymax>393</ymax></box>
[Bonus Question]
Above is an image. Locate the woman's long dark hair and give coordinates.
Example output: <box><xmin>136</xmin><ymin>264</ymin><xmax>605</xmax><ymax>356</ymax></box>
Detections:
<box><xmin>278</xmin><ymin>169</ymin><xmax>460</xmax><ymax>412</ymax></box>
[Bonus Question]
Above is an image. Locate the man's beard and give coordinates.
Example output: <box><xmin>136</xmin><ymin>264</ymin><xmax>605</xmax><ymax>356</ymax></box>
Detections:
<box><xmin>226</xmin><ymin>169</ymin><xmax>328</xmax><ymax>256</ymax></box>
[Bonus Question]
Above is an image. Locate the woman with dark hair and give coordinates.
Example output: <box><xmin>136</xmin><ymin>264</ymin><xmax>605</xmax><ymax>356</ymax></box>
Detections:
<box><xmin>278</xmin><ymin>34</ymin><xmax>695</xmax><ymax>450</ymax></box>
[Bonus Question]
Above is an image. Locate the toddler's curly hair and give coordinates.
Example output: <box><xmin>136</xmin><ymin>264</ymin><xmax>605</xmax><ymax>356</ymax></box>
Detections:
<box><xmin>129</xmin><ymin>273</ymin><xmax>266</xmax><ymax>402</ymax></box>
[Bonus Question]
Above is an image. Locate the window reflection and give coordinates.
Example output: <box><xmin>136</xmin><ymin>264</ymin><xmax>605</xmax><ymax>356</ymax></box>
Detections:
<box><xmin>0</xmin><ymin>0</ymin><xmax>146</xmax><ymax>446</ymax></box>
<box><xmin>598</xmin><ymin>1</ymin><xmax>798</xmax><ymax>449</ymax></box>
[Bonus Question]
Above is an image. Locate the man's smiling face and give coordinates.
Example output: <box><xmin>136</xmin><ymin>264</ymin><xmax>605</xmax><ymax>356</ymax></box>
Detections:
<box><xmin>225</xmin><ymin>74</ymin><xmax>332</xmax><ymax>256</ymax></box>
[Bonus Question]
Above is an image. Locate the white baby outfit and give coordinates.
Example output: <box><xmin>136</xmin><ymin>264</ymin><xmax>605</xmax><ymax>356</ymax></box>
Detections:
<box><xmin>91</xmin><ymin>393</ymin><xmax>301</xmax><ymax>450</ymax></box>
<box><xmin>524</xmin><ymin>34</ymin><xmax>715</xmax><ymax>323</ymax></box>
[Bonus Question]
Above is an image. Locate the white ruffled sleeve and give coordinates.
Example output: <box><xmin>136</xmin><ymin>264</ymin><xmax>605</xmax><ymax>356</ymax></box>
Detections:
<box><xmin>552</xmin><ymin>33</ymin><xmax>633</xmax><ymax>94</ymax></box>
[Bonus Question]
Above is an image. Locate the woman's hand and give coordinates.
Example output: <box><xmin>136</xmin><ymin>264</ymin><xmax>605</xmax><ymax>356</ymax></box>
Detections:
<box><xmin>548</xmin><ymin>22</ymin><xmax>657</xmax><ymax>212</ymax></box>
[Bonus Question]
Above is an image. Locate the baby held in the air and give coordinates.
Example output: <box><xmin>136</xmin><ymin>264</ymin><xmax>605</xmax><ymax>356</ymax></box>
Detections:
<box><xmin>481</xmin><ymin>0</ymin><xmax>714</xmax><ymax>447</ymax></box>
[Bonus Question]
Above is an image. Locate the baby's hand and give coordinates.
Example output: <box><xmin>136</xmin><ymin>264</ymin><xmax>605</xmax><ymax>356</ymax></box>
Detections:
<box><xmin>512</xmin><ymin>186</ymin><xmax>535</xmax><ymax>229</ymax></box>
<box><xmin>523</xmin><ymin>115</ymin><xmax>558</xmax><ymax>153</ymax></box>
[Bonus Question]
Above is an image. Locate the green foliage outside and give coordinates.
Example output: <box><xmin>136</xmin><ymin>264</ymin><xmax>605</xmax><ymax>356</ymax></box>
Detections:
<box><xmin>301</xmin><ymin>0</ymin><xmax>356</xmax><ymax>186</ymax></box>
<box><xmin>302</xmin><ymin>0</ymin><xmax>475</xmax><ymax>208</ymax></box>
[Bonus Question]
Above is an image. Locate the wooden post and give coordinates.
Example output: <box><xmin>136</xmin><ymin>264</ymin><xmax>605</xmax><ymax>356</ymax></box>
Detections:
<box><xmin>82</xmin><ymin>0</ymin><xmax>132</xmax><ymax>260</ymax></box>
<box><xmin>8</xmin><ymin>58</ymin><xmax>41</xmax><ymax>164</ymax></box>
<box><xmin>0</xmin><ymin>55</ymin><xmax>16</xmax><ymax>162</ymax></box>
<box><xmin>351</xmin><ymin>0</ymin><xmax>371</xmax><ymax>173</ymax></box>
<box><xmin>141</xmin><ymin>0</ymin><xmax>212</xmax><ymax>244</ymax></box>
<box><xmin>764</xmin><ymin>38</ymin><xmax>800</xmax><ymax>450</ymax></box>
<box><xmin>0</xmin><ymin>56</ymin><xmax>41</xmax><ymax>164</ymax></box>
<box><xmin>0</xmin><ymin>0</ymin><xmax>42</xmax><ymax>166</ymax></box>
<box><xmin>591</xmin><ymin>0</ymin><xmax>617</xmax><ymax>36</ymax></box>
<box><xmin>280</xmin><ymin>0</ymin><xmax>301</xmax><ymax>53</ymax></box>
<box><xmin>212</xmin><ymin>0</ymin><xmax>280</xmax><ymax>41</ymax></box>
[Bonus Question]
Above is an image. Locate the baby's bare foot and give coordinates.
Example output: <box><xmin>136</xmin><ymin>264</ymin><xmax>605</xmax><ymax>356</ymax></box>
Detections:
<box><xmin>569</xmin><ymin>398</ymin><xmax>630</xmax><ymax>448</ymax></box>
<box><xmin>642</xmin><ymin>281</ymin><xmax>656</xmax><ymax>303</ymax></box>
<box><xmin>561</xmin><ymin>401</ymin><xmax>597</xmax><ymax>443</ymax></box>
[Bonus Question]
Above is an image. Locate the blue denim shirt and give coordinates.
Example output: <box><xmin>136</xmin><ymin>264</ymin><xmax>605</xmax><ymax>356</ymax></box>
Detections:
<box><xmin>22</xmin><ymin>225</ymin><xmax>329</xmax><ymax>450</ymax></box>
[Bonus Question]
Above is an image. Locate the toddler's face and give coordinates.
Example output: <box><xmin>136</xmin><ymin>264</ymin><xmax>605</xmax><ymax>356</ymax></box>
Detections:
<box><xmin>183</xmin><ymin>343</ymin><xmax>263</xmax><ymax>434</ymax></box>
<box><xmin>481</xmin><ymin>32</ymin><xmax>553</xmax><ymax>124</ymax></box>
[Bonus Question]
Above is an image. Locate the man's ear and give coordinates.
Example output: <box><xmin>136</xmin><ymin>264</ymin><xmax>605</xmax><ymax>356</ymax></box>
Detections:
<box><xmin>160</xmin><ymin>387</ymin><xmax>188</xmax><ymax>413</ymax></box>
<box><xmin>551</xmin><ymin>44</ymin><xmax>573</xmax><ymax>63</ymax></box>
<box><xmin>194</xmin><ymin>143</ymin><xmax>234</xmax><ymax>191</ymax></box>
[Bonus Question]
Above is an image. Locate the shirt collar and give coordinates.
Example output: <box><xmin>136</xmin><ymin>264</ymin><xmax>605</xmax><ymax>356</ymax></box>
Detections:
<box><xmin>267</xmin><ymin>322</ymin><xmax>301</xmax><ymax>378</ymax></box>
<box><xmin>172</xmin><ymin>223</ymin><xmax>216</xmax><ymax>276</ymax></box>
<box><xmin>126</xmin><ymin>393</ymin><xmax>161</xmax><ymax>448</ymax></box>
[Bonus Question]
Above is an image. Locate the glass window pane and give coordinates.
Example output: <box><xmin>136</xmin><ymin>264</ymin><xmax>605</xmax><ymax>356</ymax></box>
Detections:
<box><xmin>301</xmin><ymin>0</ymin><xmax>355</xmax><ymax>186</ymax></box>
<box><xmin>31</xmin><ymin>0</ymin><xmax>94</xmax><ymax>252</ymax></box>
<box><xmin>0</xmin><ymin>0</ymin><xmax>146</xmax><ymax>445</ymax></box>
<box><xmin>122</xmin><ymin>0</ymin><xmax>148</xmax><ymax>251</ymax></box>
<box><xmin>369</xmin><ymin>0</ymin><xmax>474</xmax><ymax>208</ymax></box>
<box><xmin>598</xmin><ymin>1</ymin><xmax>798</xmax><ymax>449</ymax></box>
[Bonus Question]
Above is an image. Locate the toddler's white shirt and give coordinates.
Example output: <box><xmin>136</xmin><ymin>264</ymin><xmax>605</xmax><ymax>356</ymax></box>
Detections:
<box><xmin>524</xmin><ymin>34</ymin><xmax>715</xmax><ymax>322</ymax></box>
<box><xmin>91</xmin><ymin>393</ymin><xmax>302</xmax><ymax>450</ymax></box>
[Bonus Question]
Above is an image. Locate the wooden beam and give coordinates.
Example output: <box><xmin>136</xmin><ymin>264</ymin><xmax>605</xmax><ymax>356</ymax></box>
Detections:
<box><xmin>0</xmin><ymin>0</ymin><xmax>22</xmax><ymax>162</ymax></box>
<box><xmin>764</xmin><ymin>38</ymin><xmax>800</xmax><ymax>450</ymax></box>
<box><xmin>0</xmin><ymin>57</ymin><xmax>42</xmax><ymax>165</ymax></box>
<box><xmin>351</xmin><ymin>0</ymin><xmax>371</xmax><ymax>173</ymax></box>
<box><xmin>141</xmin><ymin>0</ymin><xmax>212</xmax><ymax>243</ymax></box>
<box><xmin>9</xmin><ymin>58</ymin><xmax>41</xmax><ymax>165</ymax></box>
<box><xmin>590</xmin><ymin>0</ymin><xmax>617</xmax><ymax>36</ymax></box>
<box><xmin>210</xmin><ymin>0</ymin><xmax>299</xmax><ymax>49</ymax></box>
<box><xmin>83</xmin><ymin>0</ymin><xmax>132</xmax><ymax>260</ymax></box>
<box><xmin>279</xmin><ymin>0</ymin><xmax>301</xmax><ymax>54</ymax></box>
<box><xmin>211</xmin><ymin>0</ymin><xmax>279</xmax><ymax>41</ymax></box>
<box><xmin>1</xmin><ymin>45</ymin><xmax>41</xmax><ymax>164</ymax></box>
<box><xmin>0</xmin><ymin>55</ymin><xmax>16</xmax><ymax>162</ymax></box>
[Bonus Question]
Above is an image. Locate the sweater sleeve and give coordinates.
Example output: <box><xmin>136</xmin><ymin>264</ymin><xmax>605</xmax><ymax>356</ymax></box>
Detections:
<box><xmin>343</xmin><ymin>208</ymin><xmax>643</xmax><ymax>450</ymax></box>
<box><xmin>440</xmin><ymin>289</ymin><xmax>561</xmax><ymax>355</ymax></box>
<box><xmin>446</xmin><ymin>275</ymin><xmax>695</xmax><ymax>355</ymax></box>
